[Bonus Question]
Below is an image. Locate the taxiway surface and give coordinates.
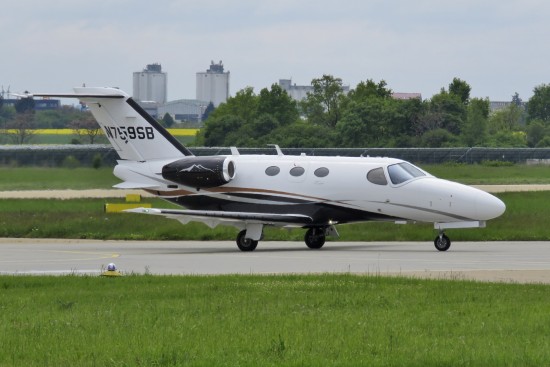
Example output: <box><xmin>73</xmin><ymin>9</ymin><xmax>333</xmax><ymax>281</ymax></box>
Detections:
<box><xmin>0</xmin><ymin>238</ymin><xmax>549</xmax><ymax>283</ymax></box>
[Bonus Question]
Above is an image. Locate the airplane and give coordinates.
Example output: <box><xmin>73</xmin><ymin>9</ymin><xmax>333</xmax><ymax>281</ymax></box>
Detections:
<box><xmin>33</xmin><ymin>87</ymin><xmax>506</xmax><ymax>252</ymax></box>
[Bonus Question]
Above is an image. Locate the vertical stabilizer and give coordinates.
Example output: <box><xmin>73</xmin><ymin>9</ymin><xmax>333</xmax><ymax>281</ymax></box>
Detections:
<box><xmin>68</xmin><ymin>87</ymin><xmax>193</xmax><ymax>161</ymax></box>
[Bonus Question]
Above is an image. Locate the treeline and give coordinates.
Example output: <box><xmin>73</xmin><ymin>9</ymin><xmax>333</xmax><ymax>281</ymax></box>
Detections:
<box><xmin>0</xmin><ymin>96</ymin><xmax>188</xmax><ymax>145</ymax></box>
<box><xmin>196</xmin><ymin>76</ymin><xmax>550</xmax><ymax>148</ymax></box>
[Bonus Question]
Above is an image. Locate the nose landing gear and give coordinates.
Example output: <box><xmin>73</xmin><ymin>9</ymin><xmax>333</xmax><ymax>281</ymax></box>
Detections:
<box><xmin>304</xmin><ymin>227</ymin><xmax>326</xmax><ymax>249</ymax></box>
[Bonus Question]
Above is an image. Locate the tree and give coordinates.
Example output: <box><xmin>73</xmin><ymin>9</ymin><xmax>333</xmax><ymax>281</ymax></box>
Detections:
<box><xmin>336</xmin><ymin>99</ymin><xmax>389</xmax><ymax>147</ymax></box>
<box><xmin>301</xmin><ymin>75</ymin><xmax>345</xmax><ymax>127</ymax></box>
<box><xmin>421</xmin><ymin>128</ymin><xmax>458</xmax><ymax>147</ymax></box>
<box><xmin>512</xmin><ymin>92</ymin><xmax>522</xmax><ymax>107</ymax></box>
<box><xmin>420</xmin><ymin>89</ymin><xmax>466</xmax><ymax>135</ymax></box>
<box><xmin>208</xmin><ymin>87</ymin><xmax>258</xmax><ymax>125</ymax></box>
<box><xmin>34</xmin><ymin>107</ymin><xmax>84</xmax><ymax>129</ymax></box>
<box><xmin>5</xmin><ymin>112</ymin><xmax>35</xmax><ymax>144</ymax></box>
<box><xmin>487</xmin><ymin>103</ymin><xmax>524</xmax><ymax>134</ymax></box>
<box><xmin>161</xmin><ymin>113</ymin><xmax>175</xmax><ymax>128</ymax></box>
<box><xmin>6</xmin><ymin>96</ymin><xmax>36</xmax><ymax>144</ymax></box>
<box><xmin>448</xmin><ymin>77</ymin><xmax>471</xmax><ymax>105</ymax></box>
<box><xmin>200</xmin><ymin>115</ymin><xmax>245</xmax><ymax>146</ymax></box>
<box><xmin>202</xmin><ymin>102</ymin><xmax>215</xmax><ymax>121</ymax></box>
<box><xmin>527</xmin><ymin>84</ymin><xmax>550</xmax><ymax>122</ymax></box>
<box><xmin>268</xmin><ymin>121</ymin><xmax>337</xmax><ymax>148</ymax></box>
<box><xmin>347</xmin><ymin>79</ymin><xmax>392</xmax><ymax>102</ymax></box>
<box><xmin>526</xmin><ymin>120</ymin><xmax>547</xmax><ymax>147</ymax></box>
<box><xmin>257</xmin><ymin>84</ymin><xmax>299</xmax><ymax>125</ymax></box>
<box><xmin>461</xmin><ymin>98</ymin><xmax>489</xmax><ymax>146</ymax></box>
<box><xmin>68</xmin><ymin>113</ymin><xmax>102</xmax><ymax>144</ymax></box>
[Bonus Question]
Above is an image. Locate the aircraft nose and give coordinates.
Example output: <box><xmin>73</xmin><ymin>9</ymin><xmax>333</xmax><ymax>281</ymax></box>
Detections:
<box><xmin>476</xmin><ymin>191</ymin><xmax>506</xmax><ymax>220</ymax></box>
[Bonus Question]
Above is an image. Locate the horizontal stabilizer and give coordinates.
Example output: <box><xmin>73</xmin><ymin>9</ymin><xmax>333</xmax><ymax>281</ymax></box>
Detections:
<box><xmin>113</xmin><ymin>182</ymin><xmax>159</xmax><ymax>189</ymax></box>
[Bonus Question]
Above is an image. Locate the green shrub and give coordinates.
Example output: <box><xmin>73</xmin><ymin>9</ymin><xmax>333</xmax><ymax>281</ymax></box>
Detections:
<box><xmin>62</xmin><ymin>155</ymin><xmax>80</xmax><ymax>169</ymax></box>
<box><xmin>480</xmin><ymin>160</ymin><xmax>515</xmax><ymax>167</ymax></box>
<box><xmin>92</xmin><ymin>153</ymin><xmax>102</xmax><ymax>169</ymax></box>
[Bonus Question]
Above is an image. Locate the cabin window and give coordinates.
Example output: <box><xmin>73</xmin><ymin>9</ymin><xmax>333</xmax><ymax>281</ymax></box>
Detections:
<box><xmin>367</xmin><ymin>167</ymin><xmax>388</xmax><ymax>185</ymax></box>
<box><xmin>289</xmin><ymin>166</ymin><xmax>305</xmax><ymax>177</ymax></box>
<box><xmin>314</xmin><ymin>167</ymin><xmax>329</xmax><ymax>178</ymax></box>
<box><xmin>265</xmin><ymin>166</ymin><xmax>280</xmax><ymax>176</ymax></box>
<box><xmin>387</xmin><ymin>162</ymin><xmax>426</xmax><ymax>185</ymax></box>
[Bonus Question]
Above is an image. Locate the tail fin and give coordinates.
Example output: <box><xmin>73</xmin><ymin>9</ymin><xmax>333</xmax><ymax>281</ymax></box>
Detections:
<box><xmin>37</xmin><ymin>87</ymin><xmax>193</xmax><ymax>161</ymax></box>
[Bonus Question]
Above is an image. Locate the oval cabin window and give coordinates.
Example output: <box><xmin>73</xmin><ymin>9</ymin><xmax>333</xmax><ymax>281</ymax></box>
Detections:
<box><xmin>314</xmin><ymin>167</ymin><xmax>329</xmax><ymax>178</ymax></box>
<box><xmin>289</xmin><ymin>166</ymin><xmax>305</xmax><ymax>177</ymax></box>
<box><xmin>265</xmin><ymin>166</ymin><xmax>281</xmax><ymax>176</ymax></box>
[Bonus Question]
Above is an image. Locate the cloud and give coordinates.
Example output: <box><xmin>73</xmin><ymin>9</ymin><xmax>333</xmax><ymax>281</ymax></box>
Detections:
<box><xmin>2</xmin><ymin>0</ymin><xmax>550</xmax><ymax>101</ymax></box>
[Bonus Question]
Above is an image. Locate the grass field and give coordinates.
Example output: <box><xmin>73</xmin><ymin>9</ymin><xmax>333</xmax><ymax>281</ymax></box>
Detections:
<box><xmin>1</xmin><ymin>274</ymin><xmax>549</xmax><ymax>366</ymax></box>
<box><xmin>0</xmin><ymin>191</ymin><xmax>548</xmax><ymax>241</ymax></box>
<box><xmin>422</xmin><ymin>163</ymin><xmax>550</xmax><ymax>184</ymax></box>
<box><xmin>0</xmin><ymin>167</ymin><xmax>118</xmax><ymax>190</ymax></box>
<box><xmin>1</xmin><ymin>165</ymin><xmax>549</xmax><ymax>366</ymax></box>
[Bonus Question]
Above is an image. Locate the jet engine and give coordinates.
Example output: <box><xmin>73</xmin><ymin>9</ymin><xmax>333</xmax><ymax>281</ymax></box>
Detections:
<box><xmin>162</xmin><ymin>156</ymin><xmax>236</xmax><ymax>188</ymax></box>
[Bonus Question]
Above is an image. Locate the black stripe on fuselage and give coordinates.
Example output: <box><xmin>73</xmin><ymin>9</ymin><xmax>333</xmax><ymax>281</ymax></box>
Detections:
<box><xmin>125</xmin><ymin>97</ymin><xmax>194</xmax><ymax>156</ymax></box>
<box><xmin>224</xmin><ymin>193</ymin><xmax>312</xmax><ymax>204</ymax></box>
<box><xmin>167</xmin><ymin>195</ymin><xmax>401</xmax><ymax>225</ymax></box>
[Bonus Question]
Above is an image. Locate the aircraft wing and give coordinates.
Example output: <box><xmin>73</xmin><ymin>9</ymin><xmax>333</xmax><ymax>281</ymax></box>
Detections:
<box><xmin>125</xmin><ymin>207</ymin><xmax>313</xmax><ymax>228</ymax></box>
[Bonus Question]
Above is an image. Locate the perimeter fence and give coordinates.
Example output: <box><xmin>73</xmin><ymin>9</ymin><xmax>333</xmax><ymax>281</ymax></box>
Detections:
<box><xmin>2</xmin><ymin>145</ymin><xmax>550</xmax><ymax>167</ymax></box>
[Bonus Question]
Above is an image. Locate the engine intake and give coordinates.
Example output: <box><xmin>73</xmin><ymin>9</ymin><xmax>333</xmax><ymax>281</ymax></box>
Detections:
<box><xmin>162</xmin><ymin>157</ymin><xmax>236</xmax><ymax>188</ymax></box>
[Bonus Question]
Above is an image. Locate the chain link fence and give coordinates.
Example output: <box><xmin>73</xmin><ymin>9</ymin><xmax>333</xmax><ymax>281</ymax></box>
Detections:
<box><xmin>2</xmin><ymin>145</ymin><xmax>550</xmax><ymax>167</ymax></box>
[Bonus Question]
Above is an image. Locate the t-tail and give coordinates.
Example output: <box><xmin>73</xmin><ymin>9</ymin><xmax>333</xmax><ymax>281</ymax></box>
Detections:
<box><xmin>36</xmin><ymin>87</ymin><xmax>193</xmax><ymax>161</ymax></box>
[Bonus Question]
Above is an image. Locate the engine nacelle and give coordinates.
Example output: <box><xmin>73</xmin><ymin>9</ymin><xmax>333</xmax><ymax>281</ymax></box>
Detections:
<box><xmin>162</xmin><ymin>156</ymin><xmax>236</xmax><ymax>189</ymax></box>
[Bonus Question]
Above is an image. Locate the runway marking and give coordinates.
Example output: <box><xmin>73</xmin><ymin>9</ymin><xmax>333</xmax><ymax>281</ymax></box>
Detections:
<box><xmin>0</xmin><ymin>269</ymin><xmax>103</xmax><ymax>275</ymax></box>
<box><xmin>0</xmin><ymin>249</ymin><xmax>119</xmax><ymax>264</ymax></box>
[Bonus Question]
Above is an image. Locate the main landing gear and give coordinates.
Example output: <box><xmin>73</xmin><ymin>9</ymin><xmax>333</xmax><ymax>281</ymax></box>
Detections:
<box><xmin>236</xmin><ymin>230</ymin><xmax>258</xmax><ymax>252</ymax></box>
<box><xmin>434</xmin><ymin>232</ymin><xmax>451</xmax><ymax>251</ymax></box>
<box><xmin>235</xmin><ymin>227</ymin><xmax>330</xmax><ymax>252</ymax></box>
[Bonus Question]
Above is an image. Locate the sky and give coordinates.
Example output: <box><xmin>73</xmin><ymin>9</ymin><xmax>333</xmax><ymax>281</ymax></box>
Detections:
<box><xmin>1</xmin><ymin>0</ymin><xmax>549</xmax><ymax>104</ymax></box>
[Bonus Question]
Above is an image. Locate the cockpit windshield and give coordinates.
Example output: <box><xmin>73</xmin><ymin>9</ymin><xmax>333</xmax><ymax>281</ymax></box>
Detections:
<box><xmin>387</xmin><ymin>162</ymin><xmax>426</xmax><ymax>185</ymax></box>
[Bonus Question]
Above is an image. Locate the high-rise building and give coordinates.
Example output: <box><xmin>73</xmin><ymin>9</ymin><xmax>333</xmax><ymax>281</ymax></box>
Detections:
<box><xmin>196</xmin><ymin>61</ymin><xmax>230</xmax><ymax>107</ymax></box>
<box><xmin>133</xmin><ymin>63</ymin><xmax>167</xmax><ymax>104</ymax></box>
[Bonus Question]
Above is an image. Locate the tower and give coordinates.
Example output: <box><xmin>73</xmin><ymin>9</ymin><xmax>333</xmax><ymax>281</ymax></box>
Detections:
<box><xmin>133</xmin><ymin>63</ymin><xmax>167</xmax><ymax>104</ymax></box>
<box><xmin>196</xmin><ymin>61</ymin><xmax>230</xmax><ymax>107</ymax></box>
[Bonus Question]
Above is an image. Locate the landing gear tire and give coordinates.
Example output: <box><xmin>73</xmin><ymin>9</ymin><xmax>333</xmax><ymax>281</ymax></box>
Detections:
<box><xmin>434</xmin><ymin>233</ymin><xmax>451</xmax><ymax>251</ymax></box>
<box><xmin>304</xmin><ymin>228</ymin><xmax>326</xmax><ymax>249</ymax></box>
<box><xmin>236</xmin><ymin>230</ymin><xmax>258</xmax><ymax>252</ymax></box>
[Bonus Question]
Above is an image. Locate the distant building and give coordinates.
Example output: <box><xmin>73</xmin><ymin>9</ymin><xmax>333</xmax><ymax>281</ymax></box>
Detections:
<box><xmin>158</xmin><ymin>99</ymin><xmax>210</xmax><ymax>124</ymax></box>
<box><xmin>279</xmin><ymin>78</ymin><xmax>350</xmax><ymax>101</ymax></box>
<box><xmin>133</xmin><ymin>63</ymin><xmax>167</xmax><ymax>104</ymax></box>
<box><xmin>279</xmin><ymin>79</ymin><xmax>313</xmax><ymax>101</ymax></box>
<box><xmin>489</xmin><ymin>101</ymin><xmax>527</xmax><ymax>112</ymax></box>
<box><xmin>2</xmin><ymin>98</ymin><xmax>60</xmax><ymax>111</ymax></box>
<box><xmin>196</xmin><ymin>61</ymin><xmax>230</xmax><ymax>107</ymax></box>
<box><xmin>392</xmin><ymin>92</ymin><xmax>422</xmax><ymax>100</ymax></box>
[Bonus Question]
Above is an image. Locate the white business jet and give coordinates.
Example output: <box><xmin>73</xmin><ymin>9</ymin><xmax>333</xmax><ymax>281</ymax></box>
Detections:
<box><xmin>34</xmin><ymin>87</ymin><xmax>505</xmax><ymax>251</ymax></box>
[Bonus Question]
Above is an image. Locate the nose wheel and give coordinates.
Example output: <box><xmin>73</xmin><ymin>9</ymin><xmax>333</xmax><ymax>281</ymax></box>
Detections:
<box><xmin>304</xmin><ymin>227</ymin><xmax>326</xmax><ymax>249</ymax></box>
<box><xmin>434</xmin><ymin>233</ymin><xmax>451</xmax><ymax>251</ymax></box>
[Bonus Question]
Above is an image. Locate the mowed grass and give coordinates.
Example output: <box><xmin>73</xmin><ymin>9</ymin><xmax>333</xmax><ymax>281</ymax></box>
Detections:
<box><xmin>0</xmin><ymin>191</ymin><xmax>549</xmax><ymax>241</ymax></box>
<box><xmin>0</xmin><ymin>167</ymin><xmax>118</xmax><ymax>190</ymax></box>
<box><xmin>420</xmin><ymin>163</ymin><xmax>550</xmax><ymax>184</ymax></box>
<box><xmin>1</xmin><ymin>274</ymin><xmax>549</xmax><ymax>366</ymax></box>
